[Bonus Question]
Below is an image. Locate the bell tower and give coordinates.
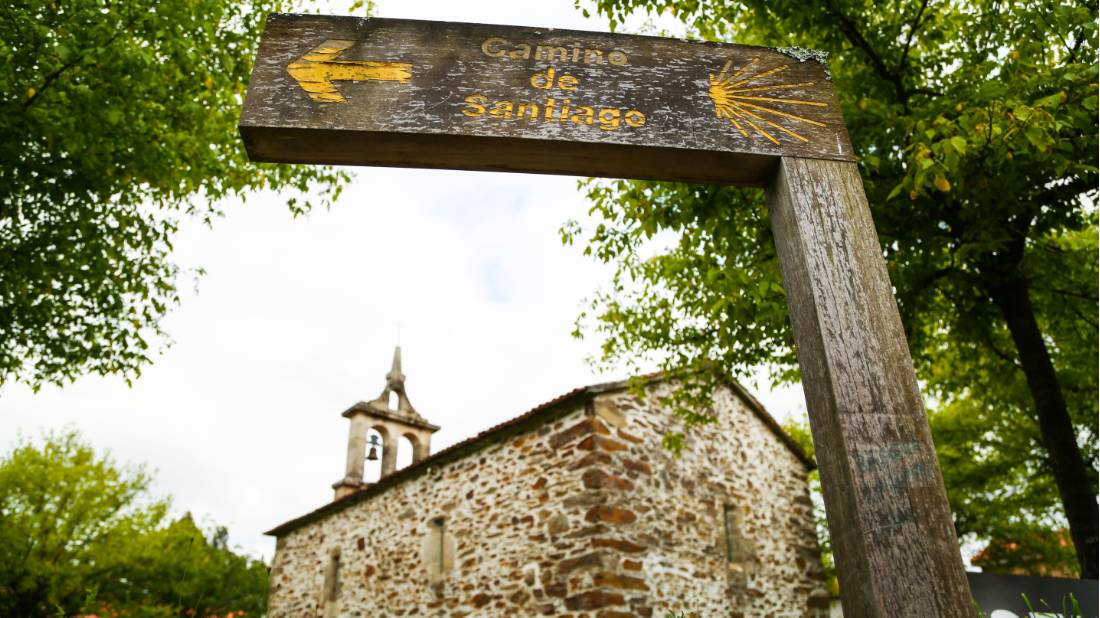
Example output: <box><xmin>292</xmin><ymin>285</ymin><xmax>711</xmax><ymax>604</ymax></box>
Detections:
<box><xmin>333</xmin><ymin>347</ymin><xmax>440</xmax><ymax>500</ymax></box>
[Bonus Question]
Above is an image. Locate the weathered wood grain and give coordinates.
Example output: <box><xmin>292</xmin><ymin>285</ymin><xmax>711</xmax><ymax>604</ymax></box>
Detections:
<box><xmin>240</xmin><ymin>14</ymin><xmax>853</xmax><ymax>184</ymax></box>
<box><xmin>767</xmin><ymin>157</ymin><xmax>974</xmax><ymax>617</ymax></box>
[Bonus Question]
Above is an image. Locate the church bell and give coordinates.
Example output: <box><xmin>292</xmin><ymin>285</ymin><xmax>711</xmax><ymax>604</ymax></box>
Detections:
<box><xmin>366</xmin><ymin>434</ymin><xmax>381</xmax><ymax>461</ymax></box>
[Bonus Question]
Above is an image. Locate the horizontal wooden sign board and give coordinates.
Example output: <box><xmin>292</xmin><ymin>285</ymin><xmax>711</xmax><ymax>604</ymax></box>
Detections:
<box><xmin>240</xmin><ymin>14</ymin><xmax>854</xmax><ymax>185</ymax></box>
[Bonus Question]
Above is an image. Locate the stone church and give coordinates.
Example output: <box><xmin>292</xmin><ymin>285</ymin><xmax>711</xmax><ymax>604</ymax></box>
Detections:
<box><xmin>266</xmin><ymin>349</ymin><xmax>830</xmax><ymax>617</ymax></box>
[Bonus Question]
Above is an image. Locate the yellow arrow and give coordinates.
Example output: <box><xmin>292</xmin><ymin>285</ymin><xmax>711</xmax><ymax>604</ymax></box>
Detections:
<box><xmin>287</xmin><ymin>40</ymin><xmax>412</xmax><ymax>103</ymax></box>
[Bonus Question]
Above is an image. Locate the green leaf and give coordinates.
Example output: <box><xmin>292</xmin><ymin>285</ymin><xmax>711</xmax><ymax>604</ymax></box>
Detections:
<box><xmin>1035</xmin><ymin>92</ymin><xmax>1063</xmax><ymax>108</ymax></box>
<box><xmin>1025</xmin><ymin>127</ymin><xmax>1048</xmax><ymax>148</ymax></box>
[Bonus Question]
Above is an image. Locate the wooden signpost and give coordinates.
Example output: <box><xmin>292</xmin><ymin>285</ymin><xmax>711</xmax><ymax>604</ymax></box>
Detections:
<box><xmin>241</xmin><ymin>14</ymin><xmax>975</xmax><ymax>617</ymax></box>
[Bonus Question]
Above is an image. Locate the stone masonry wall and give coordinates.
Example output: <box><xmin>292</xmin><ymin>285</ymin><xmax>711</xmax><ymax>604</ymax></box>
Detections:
<box><xmin>267</xmin><ymin>381</ymin><xmax>828</xmax><ymax>617</ymax></box>
<box><xmin>589</xmin><ymin>383</ymin><xmax>830</xmax><ymax>617</ymax></box>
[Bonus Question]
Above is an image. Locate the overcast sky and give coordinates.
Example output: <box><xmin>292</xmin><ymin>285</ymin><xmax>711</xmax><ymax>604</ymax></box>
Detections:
<box><xmin>0</xmin><ymin>0</ymin><xmax>807</xmax><ymax>560</ymax></box>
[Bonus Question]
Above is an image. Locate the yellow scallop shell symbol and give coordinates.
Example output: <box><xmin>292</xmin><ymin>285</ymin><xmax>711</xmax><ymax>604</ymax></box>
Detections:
<box><xmin>707</xmin><ymin>58</ymin><xmax>828</xmax><ymax>145</ymax></box>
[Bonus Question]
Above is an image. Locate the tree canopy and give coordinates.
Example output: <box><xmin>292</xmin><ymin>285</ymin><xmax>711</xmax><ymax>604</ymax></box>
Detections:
<box><xmin>0</xmin><ymin>430</ymin><xmax>269</xmax><ymax>617</ymax></box>
<box><xmin>565</xmin><ymin>0</ymin><xmax>1097</xmax><ymax>576</ymax></box>
<box><xmin>0</xmin><ymin>0</ymin><xmax>348</xmax><ymax>390</ymax></box>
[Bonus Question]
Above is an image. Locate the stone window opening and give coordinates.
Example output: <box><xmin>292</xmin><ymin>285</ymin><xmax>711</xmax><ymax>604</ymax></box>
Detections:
<box><xmin>364</xmin><ymin>428</ymin><xmax>387</xmax><ymax>483</ymax></box>
<box><xmin>424</xmin><ymin>516</ymin><xmax>455</xmax><ymax>590</ymax></box>
<box><xmin>396</xmin><ymin>434</ymin><xmax>415</xmax><ymax>470</ymax></box>
<box><xmin>433</xmin><ymin>516</ymin><xmax>445</xmax><ymax>560</ymax></box>
<box><xmin>321</xmin><ymin>547</ymin><xmax>341</xmax><ymax>618</ymax></box>
<box><xmin>431</xmin><ymin>517</ymin><xmax>446</xmax><ymax>576</ymax></box>
<box><xmin>722</xmin><ymin>502</ymin><xmax>758</xmax><ymax>590</ymax></box>
<box><xmin>522</xmin><ymin>562</ymin><xmax>540</xmax><ymax>587</ymax></box>
<box><xmin>723</xmin><ymin>503</ymin><xmax>735</xmax><ymax>562</ymax></box>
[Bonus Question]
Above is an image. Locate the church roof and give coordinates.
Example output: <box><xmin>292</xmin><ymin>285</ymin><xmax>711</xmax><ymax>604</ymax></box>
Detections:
<box><xmin>266</xmin><ymin>373</ymin><xmax>814</xmax><ymax>538</ymax></box>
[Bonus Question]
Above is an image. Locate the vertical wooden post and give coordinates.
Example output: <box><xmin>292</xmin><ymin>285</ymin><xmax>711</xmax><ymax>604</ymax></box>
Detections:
<box><xmin>766</xmin><ymin>157</ymin><xmax>974</xmax><ymax>617</ymax></box>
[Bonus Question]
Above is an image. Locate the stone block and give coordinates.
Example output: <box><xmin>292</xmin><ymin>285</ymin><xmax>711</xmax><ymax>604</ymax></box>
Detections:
<box><xmin>582</xmin><ymin>469</ymin><xmax>635</xmax><ymax>491</ymax></box>
<box><xmin>593</xmin><ymin>572</ymin><xmax>649</xmax><ymax>591</ymax></box>
<box><xmin>593</xmin><ymin>399</ymin><xmax>626</xmax><ymax>428</ymax></box>
<box><xmin>546</xmin><ymin>514</ymin><xmax>570</xmax><ymax>536</ymax></box>
<box><xmin>590</xmin><ymin>538</ymin><xmax>647</xmax><ymax>554</ymax></box>
<box><xmin>549</xmin><ymin>418</ymin><xmax>609</xmax><ymax>449</ymax></box>
<box><xmin>557</xmin><ymin>551</ymin><xmax>614</xmax><ymax>574</ymax></box>
<box><xmin>564</xmin><ymin>590</ymin><xmax>625</xmax><ymax>611</ymax></box>
<box><xmin>585</xmin><ymin>506</ymin><xmax>637</xmax><ymax>525</ymax></box>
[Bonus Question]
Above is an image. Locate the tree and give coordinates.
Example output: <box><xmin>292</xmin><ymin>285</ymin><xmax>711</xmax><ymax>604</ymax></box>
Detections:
<box><xmin>101</xmin><ymin>516</ymin><xmax>271</xmax><ymax>618</ymax></box>
<box><xmin>0</xmin><ymin>0</ymin><xmax>348</xmax><ymax>390</ymax></box>
<box><xmin>0</xmin><ymin>430</ymin><xmax>269</xmax><ymax>617</ymax></box>
<box><xmin>564</xmin><ymin>0</ymin><xmax>1098</xmax><ymax>576</ymax></box>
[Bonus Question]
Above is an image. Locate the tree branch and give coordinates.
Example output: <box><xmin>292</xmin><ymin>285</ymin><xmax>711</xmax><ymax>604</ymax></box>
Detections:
<box><xmin>907</xmin><ymin>87</ymin><xmax>943</xmax><ymax>98</ymax></box>
<box><xmin>1038</xmin><ymin>287</ymin><xmax>1099</xmax><ymax>303</ymax></box>
<box><xmin>897</xmin><ymin>0</ymin><xmax>931</xmax><ymax>76</ymax></box>
<box><xmin>910</xmin><ymin>265</ymin><xmax>958</xmax><ymax>297</ymax></box>
<box><xmin>1038</xmin><ymin>10</ymin><xmax>1075</xmax><ymax>63</ymax></box>
<box><xmin>22</xmin><ymin>56</ymin><xmax>84</xmax><ymax>110</ymax></box>
<box><xmin>982</xmin><ymin>328</ymin><xmax>1024</xmax><ymax>371</ymax></box>
<box><xmin>23</xmin><ymin>9</ymin><xmax>136</xmax><ymax>110</ymax></box>
<box><xmin>1033</xmin><ymin>176</ymin><xmax>1096</xmax><ymax>206</ymax></box>
<box><xmin>1069</xmin><ymin>304</ymin><xmax>1099</xmax><ymax>329</ymax></box>
<box><xmin>821</xmin><ymin>0</ymin><xmax>908</xmax><ymax>103</ymax></box>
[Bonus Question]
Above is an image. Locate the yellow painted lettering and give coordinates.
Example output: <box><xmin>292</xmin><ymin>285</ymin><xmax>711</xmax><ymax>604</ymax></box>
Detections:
<box><xmin>558</xmin><ymin>74</ymin><xmax>579</xmax><ymax>90</ymax></box>
<box><xmin>536</xmin><ymin>45</ymin><xmax>568</xmax><ymax>63</ymax></box>
<box><xmin>516</xmin><ymin>102</ymin><xmax>539</xmax><ymax>121</ymax></box>
<box><xmin>598</xmin><ymin>108</ymin><xmax>621</xmax><ymax>131</ymax></box>
<box><xmin>544</xmin><ymin>98</ymin><xmax>557</xmax><ymax>120</ymax></box>
<box><xmin>559</xmin><ymin>99</ymin><xmax>571</xmax><ymax>123</ymax></box>
<box><xmin>462</xmin><ymin>94</ymin><xmax>488</xmax><ymax>117</ymax></box>
<box><xmin>530</xmin><ymin>68</ymin><xmax>555</xmax><ymax>89</ymax></box>
<box><xmin>584</xmin><ymin>49</ymin><xmax>603</xmax><ymax>64</ymax></box>
<box><xmin>482</xmin><ymin>37</ymin><xmax>507</xmax><ymax>58</ymax></box>
<box><xmin>571</xmin><ymin>106</ymin><xmax>595</xmax><ymax>125</ymax></box>
<box><xmin>508</xmin><ymin>44</ymin><xmax>531</xmax><ymax>60</ymax></box>
<box><xmin>624</xmin><ymin>110</ymin><xmax>646</xmax><ymax>127</ymax></box>
<box><xmin>608</xmin><ymin>50</ymin><xmax>628</xmax><ymax>65</ymax></box>
<box><xmin>490</xmin><ymin>100</ymin><xmax>514</xmax><ymax>118</ymax></box>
